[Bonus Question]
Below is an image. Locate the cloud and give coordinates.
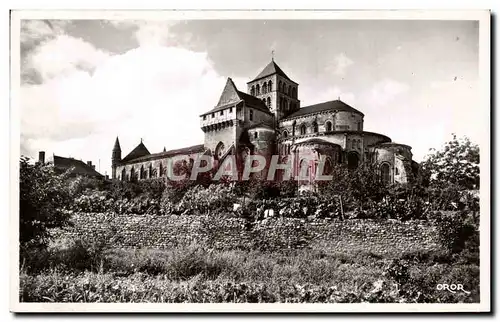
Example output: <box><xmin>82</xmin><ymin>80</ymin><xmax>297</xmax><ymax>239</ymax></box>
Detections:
<box><xmin>368</xmin><ymin>79</ymin><xmax>409</xmax><ymax>107</ymax></box>
<box><xmin>327</xmin><ymin>52</ymin><xmax>354</xmax><ymax>76</ymax></box>
<box><xmin>23</xmin><ymin>34</ymin><xmax>109</xmax><ymax>84</ymax></box>
<box><xmin>20</xmin><ymin>20</ymin><xmax>71</xmax><ymax>53</ymax></box>
<box><xmin>20</xmin><ymin>29</ymin><xmax>235</xmax><ymax>175</ymax></box>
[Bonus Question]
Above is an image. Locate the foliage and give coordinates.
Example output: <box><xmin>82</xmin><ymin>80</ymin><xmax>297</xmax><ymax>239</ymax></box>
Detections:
<box><xmin>19</xmin><ymin>157</ymin><xmax>73</xmax><ymax>250</ymax></box>
<box><xmin>431</xmin><ymin>210</ymin><xmax>479</xmax><ymax>254</ymax></box>
<box><xmin>107</xmin><ymin>178</ymin><xmax>166</xmax><ymax>201</ymax></box>
<box><xmin>20</xmin><ymin>246</ymin><xmax>479</xmax><ymax>303</ymax></box>
<box><xmin>421</xmin><ymin>134</ymin><xmax>480</xmax><ymax>190</ymax></box>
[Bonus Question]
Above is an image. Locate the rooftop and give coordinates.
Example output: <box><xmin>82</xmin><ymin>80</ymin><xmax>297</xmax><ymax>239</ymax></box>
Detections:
<box><xmin>284</xmin><ymin>100</ymin><xmax>364</xmax><ymax>119</ymax></box>
<box><xmin>249</xmin><ymin>60</ymin><xmax>293</xmax><ymax>83</ymax></box>
<box><xmin>53</xmin><ymin>155</ymin><xmax>103</xmax><ymax>178</ymax></box>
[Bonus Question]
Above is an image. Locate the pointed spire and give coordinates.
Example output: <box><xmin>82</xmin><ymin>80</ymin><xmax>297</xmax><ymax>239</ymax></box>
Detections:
<box><xmin>113</xmin><ymin>136</ymin><xmax>121</xmax><ymax>151</ymax></box>
<box><xmin>271</xmin><ymin>49</ymin><xmax>275</xmax><ymax>62</ymax></box>
<box><xmin>163</xmin><ymin>146</ymin><xmax>166</xmax><ymax>152</ymax></box>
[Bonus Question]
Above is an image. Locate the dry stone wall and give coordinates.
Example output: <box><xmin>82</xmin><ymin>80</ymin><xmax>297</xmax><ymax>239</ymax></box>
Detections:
<box><xmin>55</xmin><ymin>212</ymin><xmax>440</xmax><ymax>255</ymax></box>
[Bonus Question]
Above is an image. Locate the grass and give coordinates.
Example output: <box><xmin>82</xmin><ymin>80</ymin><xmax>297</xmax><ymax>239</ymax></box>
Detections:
<box><xmin>19</xmin><ymin>242</ymin><xmax>480</xmax><ymax>303</ymax></box>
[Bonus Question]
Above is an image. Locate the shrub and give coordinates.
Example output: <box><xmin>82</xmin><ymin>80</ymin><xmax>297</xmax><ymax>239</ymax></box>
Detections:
<box><xmin>432</xmin><ymin>211</ymin><xmax>479</xmax><ymax>253</ymax></box>
<box><xmin>19</xmin><ymin>157</ymin><xmax>72</xmax><ymax>250</ymax></box>
<box><xmin>161</xmin><ymin>183</ymin><xmax>237</xmax><ymax>215</ymax></box>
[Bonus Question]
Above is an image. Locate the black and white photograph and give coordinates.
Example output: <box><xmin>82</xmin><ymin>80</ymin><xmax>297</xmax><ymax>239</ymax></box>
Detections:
<box><xmin>10</xmin><ymin>10</ymin><xmax>490</xmax><ymax>312</ymax></box>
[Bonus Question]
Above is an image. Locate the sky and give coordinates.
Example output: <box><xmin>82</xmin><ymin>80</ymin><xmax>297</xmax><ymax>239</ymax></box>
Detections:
<box><xmin>19</xmin><ymin>18</ymin><xmax>481</xmax><ymax>176</ymax></box>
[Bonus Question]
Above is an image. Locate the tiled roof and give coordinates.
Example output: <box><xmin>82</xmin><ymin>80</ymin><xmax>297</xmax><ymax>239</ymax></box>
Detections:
<box><xmin>294</xmin><ymin>138</ymin><xmax>341</xmax><ymax>147</ymax></box>
<box><xmin>53</xmin><ymin>155</ymin><xmax>103</xmax><ymax>178</ymax></box>
<box><xmin>246</xmin><ymin>122</ymin><xmax>275</xmax><ymax>131</ymax></box>
<box><xmin>122</xmin><ymin>144</ymin><xmax>205</xmax><ymax>163</ymax></box>
<box><xmin>122</xmin><ymin>142</ymin><xmax>151</xmax><ymax>162</ymax></box>
<box><xmin>237</xmin><ymin>90</ymin><xmax>270</xmax><ymax>113</ymax></box>
<box><xmin>202</xmin><ymin>78</ymin><xmax>271</xmax><ymax>115</ymax></box>
<box><xmin>251</xmin><ymin>61</ymin><xmax>292</xmax><ymax>82</ymax></box>
<box><xmin>284</xmin><ymin>100</ymin><xmax>364</xmax><ymax>119</ymax></box>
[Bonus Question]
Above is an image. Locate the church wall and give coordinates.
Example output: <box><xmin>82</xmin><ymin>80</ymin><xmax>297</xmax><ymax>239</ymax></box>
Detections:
<box><xmin>334</xmin><ymin>111</ymin><xmax>364</xmax><ymax>131</ymax></box>
<box><xmin>204</xmin><ymin>125</ymin><xmax>237</xmax><ymax>156</ymax></box>
<box><xmin>115</xmin><ymin>150</ymin><xmax>205</xmax><ymax>182</ymax></box>
<box><xmin>394</xmin><ymin>156</ymin><xmax>408</xmax><ymax>184</ymax></box>
<box><xmin>200</xmin><ymin>106</ymin><xmax>237</xmax><ymax>128</ymax></box>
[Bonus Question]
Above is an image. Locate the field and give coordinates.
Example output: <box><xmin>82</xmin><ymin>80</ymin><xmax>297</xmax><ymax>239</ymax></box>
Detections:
<box><xmin>20</xmin><ymin>238</ymin><xmax>479</xmax><ymax>303</ymax></box>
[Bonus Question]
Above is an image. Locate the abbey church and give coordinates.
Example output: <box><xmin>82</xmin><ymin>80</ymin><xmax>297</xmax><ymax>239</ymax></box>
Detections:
<box><xmin>111</xmin><ymin>59</ymin><xmax>416</xmax><ymax>186</ymax></box>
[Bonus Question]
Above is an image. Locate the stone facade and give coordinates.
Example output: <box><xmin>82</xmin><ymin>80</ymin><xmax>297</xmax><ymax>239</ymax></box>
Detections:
<box><xmin>112</xmin><ymin>59</ymin><xmax>415</xmax><ymax>185</ymax></box>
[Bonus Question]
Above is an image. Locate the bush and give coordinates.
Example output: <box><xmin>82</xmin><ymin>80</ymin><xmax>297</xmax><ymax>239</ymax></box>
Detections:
<box><xmin>107</xmin><ymin>179</ymin><xmax>166</xmax><ymax>201</ymax></box>
<box><xmin>19</xmin><ymin>157</ymin><xmax>72</xmax><ymax>250</ymax></box>
<box><xmin>21</xmin><ymin>237</ymin><xmax>108</xmax><ymax>274</ymax></box>
<box><xmin>431</xmin><ymin>211</ymin><xmax>479</xmax><ymax>253</ymax></box>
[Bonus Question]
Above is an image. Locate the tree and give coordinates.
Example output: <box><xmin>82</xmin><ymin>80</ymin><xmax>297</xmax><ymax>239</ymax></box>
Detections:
<box><xmin>421</xmin><ymin>134</ymin><xmax>480</xmax><ymax>190</ymax></box>
<box><xmin>19</xmin><ymin>157</ymin><xmax>72</xmax><ymax>250</ymax></box>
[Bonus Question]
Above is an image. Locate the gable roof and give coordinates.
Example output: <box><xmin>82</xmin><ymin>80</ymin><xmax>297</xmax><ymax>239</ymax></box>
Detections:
<box><xmin>121</xmin><ymin>144</ymin><xmax>205</xmax><ymax>164</ymax></box>
<box><xmin>53</xmin><ymin>155</ymin><xmax>103</xmax><ymax>178</ymax></box>
<box><xmin>284</xmin><ymin>100</ymin><xmax>364</xmax><ymax>119</ymax></box>
<box><xmin>250</xmin><ymin>61</ymin><xmax>292</xmax><ymax>82</ymax></box>
<box><xmin>202</xmin><ymin>78</ymin><xmax>271</xmax><ymax>115</ymax></box>
<box><xmin>122</xmin><ymin>141</ymin><xmax>151</xmax><ymax>162</ymax></box>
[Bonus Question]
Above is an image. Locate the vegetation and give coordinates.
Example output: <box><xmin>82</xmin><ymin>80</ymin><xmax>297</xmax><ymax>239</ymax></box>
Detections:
<box><xmin>20</xmin><ymin>244</ymin><xmax>479</xmax><ymax>303</ymax></box>
<box><xmin>18</xmin><ymin>134</ymin><xmax>481</xmax><ymax>303</ymax></box>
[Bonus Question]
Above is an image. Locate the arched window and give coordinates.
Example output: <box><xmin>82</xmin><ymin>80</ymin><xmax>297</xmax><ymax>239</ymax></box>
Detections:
<box><xmin>256</xmin><ymin>84</ymin><xmax>260</xmax><ymax>95</ymax></box>
<box><xmin>284</xmin><ymin>99</ymin><xmax>288</xmax><ymax>111</ymax></box>
<box><xmin>283</xmin><ymin>130</ymin><xmax>288</xmax><ymax>138</ymax></box>
<box><xmin>278</xmin><ymin>81</ymin><xmax>282</xmax><ymax>92</ymax></box>
<box><xmin>251</xmin><ymin>86</ymin><xmax>255</xmax><ymax>96</ymax></box>
<box><xmin>159</xmin><ymin>163</ymin><xmax>163</xmax><ymax>177</ymax></box>
<box><xmin>312</xmin><ymin>121</ymin><xmax>318</xmax><ymax>133</ymax></box>
<box><xmin>130</xmin><ymin>166</ymin><xmax>136</xmax><ymax>182</ymax></box>
<box><xmin>292</xmin><ymin>87</ymin><xmax>297</xmax><ymax>98</ymax></box>
<box><xmin>121</xmin><ymin>168</ymin><xmax>126</xmax><ymax>181</ymax></box>
<box><xmin>279</xmin><ymin>97</ymin><xmax>283</xmax><ymax>110</ymax></box>
<box><xmin>347</xmin><ymin>152</ymin><xmax>359</xmax><ymax>170</ymax></box>
<box><xmin>292</xmin><ymin>121</ymin><xmax>296</xmax><ymax>136</ymax></box>
<box><xmin>249</xmin><ymin>109</ymin><xmax>253</xmax><ymax>121</ymax></box>
<box><xmin>215</xmin><ymin>141</ymin><xmax>226</xmax><ymax>160</ymax></box>
<box><xmin>149</xmin><ymin>164</ymin><xmax>153</xmax><ymax>178</ymax></box>
<box><xmin>288</xmin><ymin>85</ymin><xmax>292</xmax><ymax>96</ymax></box>
<box><xmin>325</xmin><ymin>121</ymin><xmax>332</xmax><ymax>132</ymax></box>
<box><xmin>268</xmin><ymin>80</ymin><xmax>273</xmax><ymax>91</ymax></box>
<box><xmin>140</xmin><ymin>165</ymin><xmax>145</xmax><ymax>179</ymax></box>
<box><xmin>266</xmin><ymin>97</ymin><xmax>271</xmax><ymax>108</ymax></box>
<box><xmin>323</xmin><ymin>157</ymin><xmax>333</xmax><ymax>175</ymax></box>
<box><xmin>300</xmin><ymin>159</ymin><xmax>311</xmax><ymax>181</ymax></box>
<box><xmin>262</xmin><ymin>82</ymin><xmax>267</xmax><ymax>94</ymax></box>
<box><xmin>381</xmin><ymin>163</ymin><xmax>391</xmax><ymax>184</ymax></box>
<box><xmin>300</xmin><ymin>124</ymin><xmax>307</xmax><ymax>135</ymax></box>
<box><xmin>254</xmin><ymin>132</ymin><xmax>258</xmax><ymax>139</ymax></box>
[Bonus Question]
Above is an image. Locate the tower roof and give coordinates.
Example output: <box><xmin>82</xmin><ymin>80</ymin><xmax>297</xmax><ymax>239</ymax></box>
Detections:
<box><xmin>201</xmin><ymin>77</ymin><xmax>271</xmax><ymax>115</ymax></box>
<box><xmin>113</xmin><ymin>137</ymin><xmax>121</xmax><ymax>151</ymax></box>
<box><xmin>122</xmin><ymin>141</ymin><xmax>151</xmax><ymax>162</ymax></box>
<box><xmin>249</xmin><ymin>60</ymin><xmax>293</xmax><ymax>83</ymax></box>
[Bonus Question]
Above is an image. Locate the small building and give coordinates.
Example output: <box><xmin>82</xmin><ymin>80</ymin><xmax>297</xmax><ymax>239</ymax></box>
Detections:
<box><xmin>38</xmin><ymin>151</ymin><xmax>104</xmax><ymax>179</ymax></box>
